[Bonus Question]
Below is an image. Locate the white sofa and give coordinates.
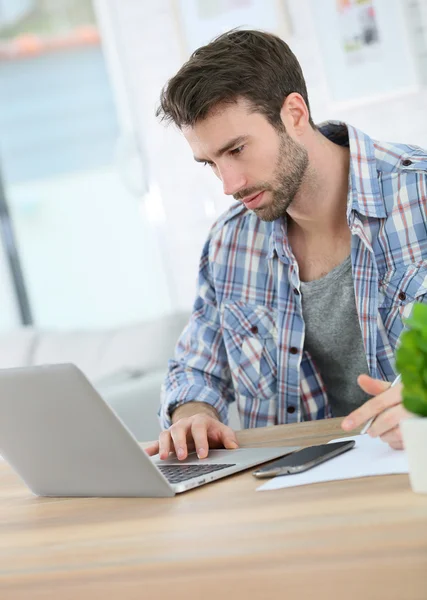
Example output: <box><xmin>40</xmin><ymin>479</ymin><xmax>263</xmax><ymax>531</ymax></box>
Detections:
<box><xmin>0</xmin><ymin>313</ymin><xmax>189</xmax><ymax>442</ymax></box>
<box><xmin>0</xmin><ymin>312</ymin><xmax>240</xmax><ymax>441</ymax></box>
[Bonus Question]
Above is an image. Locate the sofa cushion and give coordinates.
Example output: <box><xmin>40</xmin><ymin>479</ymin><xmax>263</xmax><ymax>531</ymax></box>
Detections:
<box><xmin>32</xmin><ymin>330</ymin><xmax>112</xmax><ymax>382</ymax></box>
<box><xmin>30</xmin><ymin>312</ymin><xmax>190</xmax><ymax>384</ymax></box>
<box><xmin>0</xmin><ymin>328</ymin><xmax>37</xmax><ymax>369</ymax></box>
<box><xmin>98</xmin><ymin>312</ymin><xmax>190</xmax><ymax>380</ymax></box>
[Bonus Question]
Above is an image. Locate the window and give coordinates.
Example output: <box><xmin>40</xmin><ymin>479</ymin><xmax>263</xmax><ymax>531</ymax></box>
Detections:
<box><xmin>0</xmin><ymin>0</ymin><xmax>170</xmax><ymax>329</ymax></box>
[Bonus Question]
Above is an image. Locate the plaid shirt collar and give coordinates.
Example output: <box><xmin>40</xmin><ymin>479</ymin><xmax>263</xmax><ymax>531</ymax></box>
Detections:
<box><xmin>267</xmin><ymin>121</ymin><xmax>387</xmax><ymax>263</ymax></box>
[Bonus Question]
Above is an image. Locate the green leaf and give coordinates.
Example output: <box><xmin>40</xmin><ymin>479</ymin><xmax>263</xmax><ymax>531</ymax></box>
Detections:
<box><xmin>396</xmin><ymin>301</ymin><xmax>427</xmax><ymax>417</ymax></box>
<box><xmin>402</xmin><ymin>393</ymin><xmax>427</xmax><ymax>416</ymax></box>
<box><xmin>405</xmin><ymin>303</ymin><xmax>427</xmax><ymax>334</ymax></box>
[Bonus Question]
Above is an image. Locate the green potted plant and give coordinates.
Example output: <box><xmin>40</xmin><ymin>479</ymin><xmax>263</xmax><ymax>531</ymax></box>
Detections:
<box><xmin>396</xmin><ymin>302</ymin><xmax>427</xmax><ymax>494</ymax></box>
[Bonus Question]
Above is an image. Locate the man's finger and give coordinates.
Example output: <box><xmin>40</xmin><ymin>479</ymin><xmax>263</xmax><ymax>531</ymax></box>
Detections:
<box><xmin>378</xmin><ymin>425</ymin><xmax>403</xmax><ymax>448</ymax></box>
<box><xmin>357</xmin><ymin>374</ymin><xmax>391</xmax><ymax>396</ymax></box>
<box><xmin>158</xmin><ymin>430</ymin><xmax>172</xmax><ymax>460</ymax></box>
<box><xmin>219</xmin><ymin>426</ymin><xmax>239</xmax><ymax>449</ymax></box>
<box><xmin>369</xmin><ymin>404</ymin><xmax>410</xmax><ymax>438</ymax></box>
<box><xmin>170</xmin><ymin>423</ymin><xmax>190</xmax><ymax>460</ymax></box>
<box><xmin>342</xmin><ymin>379</ymin><xmax>401</xmax><ymax>430</ymax></box>
<box><xmin>368</xmin><ymin>406</ymin><xmax>399</xmax><ymax>437</ymax></box>
<box><xmin>191</xmin><ymin>422</ymin><xmax>210</xmax><ymax>459</ymax></box>
<box><xmin>144</xmin><ymin>441</ymin><xmax>159</xmax><ymax>456</ymax></box>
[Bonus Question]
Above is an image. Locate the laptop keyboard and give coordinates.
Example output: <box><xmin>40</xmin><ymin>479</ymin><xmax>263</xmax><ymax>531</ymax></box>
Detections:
<box><xmin>158</xmin><ymin>463</ymin><xmax>235</xmax><ymax>484</ymax></box>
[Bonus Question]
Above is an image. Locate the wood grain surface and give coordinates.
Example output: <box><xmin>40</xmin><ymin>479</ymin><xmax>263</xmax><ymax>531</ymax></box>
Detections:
<box><xmin>0</xmin><ymin>418</ymin><xmax>426</xmax><ymax>600</ymax></box>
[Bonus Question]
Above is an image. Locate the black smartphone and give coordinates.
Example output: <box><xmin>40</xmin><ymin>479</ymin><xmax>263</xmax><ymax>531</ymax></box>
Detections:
<box><xmin>252</xmin><ymin>440</ymin><xmax>355</xmax><ymax>478</ymax></box>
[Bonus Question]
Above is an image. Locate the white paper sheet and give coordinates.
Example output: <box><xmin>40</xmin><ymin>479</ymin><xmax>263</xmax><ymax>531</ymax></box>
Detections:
<box><xmin>256</xmin><ymin>435</ymin><xmax>408</xmax><ymax>492</ymax></box>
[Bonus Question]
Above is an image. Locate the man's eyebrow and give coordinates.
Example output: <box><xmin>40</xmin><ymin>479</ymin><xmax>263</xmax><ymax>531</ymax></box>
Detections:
<box><xmin>193</xmin><ymin>135</ymin><xmax>248</xmax><ymax>163</ymax></box>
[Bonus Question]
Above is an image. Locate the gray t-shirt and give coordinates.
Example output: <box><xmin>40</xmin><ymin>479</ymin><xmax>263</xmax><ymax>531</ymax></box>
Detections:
<box><xmin>300</xmin><ymin>256</ymin><xmax>370</xmax><ymax>417</ymax></box>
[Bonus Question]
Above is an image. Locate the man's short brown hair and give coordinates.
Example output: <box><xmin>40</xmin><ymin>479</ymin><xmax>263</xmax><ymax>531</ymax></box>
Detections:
<box><xmin>156</xmin><ymin>29</ymin><xmax>315</xmax><ymax>129</ymax></box>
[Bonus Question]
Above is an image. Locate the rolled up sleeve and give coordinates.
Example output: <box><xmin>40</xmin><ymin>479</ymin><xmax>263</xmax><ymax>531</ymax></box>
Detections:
<box><xmin>159</xmin><ymin>236</ymin><xmax>234</xmax><ymax>429</ymax></box>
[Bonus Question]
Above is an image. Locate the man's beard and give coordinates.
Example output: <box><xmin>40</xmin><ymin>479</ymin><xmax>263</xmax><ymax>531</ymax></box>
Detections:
<box><xmin>234</xmin><ymin>130</ymin><xmax>309</xmax><ymax>222</ymax></box>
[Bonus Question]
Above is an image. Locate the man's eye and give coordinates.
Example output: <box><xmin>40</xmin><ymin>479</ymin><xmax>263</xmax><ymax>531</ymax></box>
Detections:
<box><xmin>230</xmin><ymin>145</ymin><xmax>244</xmax><ymax>156</ymax></box>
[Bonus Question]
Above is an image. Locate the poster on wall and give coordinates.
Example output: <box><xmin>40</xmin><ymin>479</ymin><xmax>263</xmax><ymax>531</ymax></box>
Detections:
<box><xmin>403</xmin><ymin>0</ymin><xmax>427</xmax><ymax>85</ymax></box>
<box><xmin>310</xmin><ymin>0</ymin><xmax>419</xmax><ymax>105</ymax></box>
<box><xmin>337</xmin><ymin>0</ymin><xmax>381</xmax><ymax>65</ymax></box>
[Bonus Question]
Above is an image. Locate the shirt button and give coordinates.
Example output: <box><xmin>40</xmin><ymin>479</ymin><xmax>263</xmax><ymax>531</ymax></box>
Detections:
<box><xmin>287</xmin><ymin>405</ymin><xmax>296</xmax><ymax>414</ymax></box>
<box><xmin>398</xmin><ymin>291</ymin><xmax>407</xmax><ymax>301</ymax></box>
<box><xmin>250</xmin><ymin>325</ymin><xmax>258</xmax><ymax>334</ymax></box>
<box><xmin>402</xmin><ymin>159</ymin><xmax>412</xmax><ymax>166</ymax></box>
<box><xmin>289</xmin><ymin>346</ymin><xmax>298</xmax><ymax>355</ymax></box>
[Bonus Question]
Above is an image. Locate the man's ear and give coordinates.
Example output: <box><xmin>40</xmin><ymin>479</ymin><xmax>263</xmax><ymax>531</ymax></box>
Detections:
<box><xmin>279</xmin><ymin>93</ymin><xmax>309</xmax><ymax>135</ymax></box>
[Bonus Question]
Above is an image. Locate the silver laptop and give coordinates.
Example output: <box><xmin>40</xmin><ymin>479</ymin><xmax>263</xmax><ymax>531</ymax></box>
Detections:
<box><xmin>0</xmin><ymin>364</ymin><xmax>299</xmax><ymax>497</ymax></box>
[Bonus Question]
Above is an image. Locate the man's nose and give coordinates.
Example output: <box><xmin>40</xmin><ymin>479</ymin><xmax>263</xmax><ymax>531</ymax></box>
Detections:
<box><xmin>219</xmin><ymin>166</ymin><xmax>247</xmax><ymax>197</ymax></box>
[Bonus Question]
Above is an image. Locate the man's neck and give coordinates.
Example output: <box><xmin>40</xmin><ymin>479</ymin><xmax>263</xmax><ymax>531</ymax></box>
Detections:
<box><xmin>286</xmin><ymin>131</ymin><xmax>352</xmax><ymax>281</ymax></box>
<box><xmin>287</xmin><ymin>131</ymin><xmax>351</xmax><ymax>239</ymax></box>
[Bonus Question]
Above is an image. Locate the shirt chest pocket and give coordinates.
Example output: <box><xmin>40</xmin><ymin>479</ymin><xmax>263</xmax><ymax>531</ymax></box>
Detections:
<box><xmin>221</xmin><ymin>302</ymin><xmax>278</xmax><ymax>400</ymax></box>
<box><xmin>378</xmin><ymin>264</ymin><xmax>427</xmax><ymax>344</ymax></box>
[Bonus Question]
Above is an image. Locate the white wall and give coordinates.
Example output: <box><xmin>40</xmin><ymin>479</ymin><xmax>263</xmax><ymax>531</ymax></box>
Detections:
<box><xmin>95</xmin><ymin>0</ymin><xmax>220</xmax><ymax>313</ymax></box>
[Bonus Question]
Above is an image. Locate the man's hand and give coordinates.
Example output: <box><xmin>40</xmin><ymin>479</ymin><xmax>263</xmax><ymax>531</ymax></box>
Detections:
<box><xmin>145</xmin><ymin>402</ymin><xmax>239</xmax><ymax>460</ymax></box>
<box><xmin>341</xmin><ymin>374</ymin><xmax>411</xmax><ymax>449</ymax></box>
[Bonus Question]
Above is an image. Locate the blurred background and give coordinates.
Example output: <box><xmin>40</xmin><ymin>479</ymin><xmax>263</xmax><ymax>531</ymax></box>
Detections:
<box><xmin>0</xmin><ymin>0</ymin><xmax>426</xmax><ymax>332</ymax></box>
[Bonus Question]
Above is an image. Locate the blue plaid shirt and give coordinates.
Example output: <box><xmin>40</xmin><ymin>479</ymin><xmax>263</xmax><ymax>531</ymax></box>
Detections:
<box><xmin>160</xmin><ymin>122</ymin><xmax>427</xmax><ymax>429</ymax></box>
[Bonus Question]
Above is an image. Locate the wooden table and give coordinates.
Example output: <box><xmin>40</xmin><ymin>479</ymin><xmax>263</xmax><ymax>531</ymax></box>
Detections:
<box><xmin>0</xmin><ymin>418</ymin><xmax>426</xmax><ymax>600</ymax></box>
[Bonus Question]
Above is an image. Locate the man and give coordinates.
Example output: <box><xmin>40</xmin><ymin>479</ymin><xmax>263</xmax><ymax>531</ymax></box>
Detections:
<box><xmin>146</xmin><ymin>29</ymin><xmax>427</xmax><ymax>461</ymax></box>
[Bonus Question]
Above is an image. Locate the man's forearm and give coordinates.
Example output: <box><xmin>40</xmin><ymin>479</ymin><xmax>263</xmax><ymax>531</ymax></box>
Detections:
<box><xmin>171</xmin><ymin>401</ymin><xmax>220</xmax><ymax>423</ymax></box>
